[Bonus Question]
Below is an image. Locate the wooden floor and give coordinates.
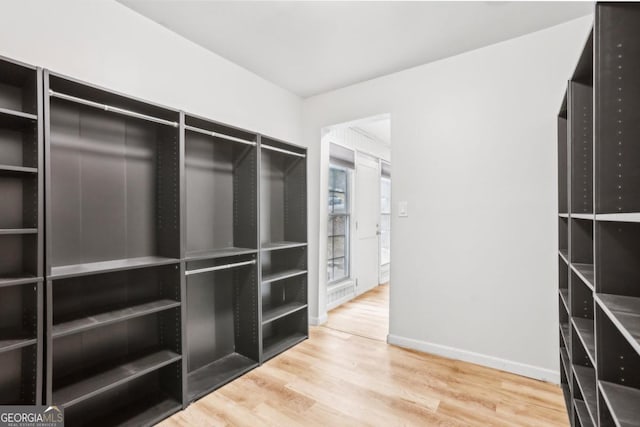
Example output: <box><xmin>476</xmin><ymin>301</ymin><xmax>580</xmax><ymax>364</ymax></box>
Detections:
<box><xmin>161</xmin><ymin>285</ymin><xmax>569</xmax><ymax>427</ymax></box>
<box><xmin>324</xmin><ymin>283</ymin><xmax>389</xmax><ymax>341</ymax></box>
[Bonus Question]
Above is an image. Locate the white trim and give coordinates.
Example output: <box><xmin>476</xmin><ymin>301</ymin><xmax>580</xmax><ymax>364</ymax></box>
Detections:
<box><xmin>387</xmin><ymin>334</ymin><xmax>559</xmax><ymax>384</ymax></box>
<box><xmin>310</xmin><ymin>313</ymin><xmax>328</xmax><ymax>326</ymax></box>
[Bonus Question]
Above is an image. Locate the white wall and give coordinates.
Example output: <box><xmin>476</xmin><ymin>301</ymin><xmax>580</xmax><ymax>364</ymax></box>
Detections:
<box><xmin>303</xmin><ymin>16</ymin><xmax>593</xmax><ymax>381</ymax></box>
<box><xmin>0</xmin><ymin>0</ymin><xmax>301</xmax><ymax>142</ymax></box>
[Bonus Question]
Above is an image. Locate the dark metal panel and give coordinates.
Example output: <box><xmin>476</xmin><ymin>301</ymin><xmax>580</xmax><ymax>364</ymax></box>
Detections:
<box><xmin>569</xmin><ymin>81</ymin><xmax>593</xmax><ymax>215</ymax></box>
<box><xmin>595</xmin><ymin>3</ymin><xmax>640</xmax><ymax>214</ymax></box>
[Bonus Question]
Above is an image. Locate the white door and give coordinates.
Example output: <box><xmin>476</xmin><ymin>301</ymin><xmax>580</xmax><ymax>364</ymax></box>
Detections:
<box><xmin>355</xmin><ymin>152</ymin><xmax>380</xmax><ymax>295</ymax></box>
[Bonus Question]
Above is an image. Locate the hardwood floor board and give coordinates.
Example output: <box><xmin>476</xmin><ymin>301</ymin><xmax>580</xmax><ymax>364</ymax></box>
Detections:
<box><xmin>161</xmin><ymin>284</ymin><xmax>568</xmax><ymax>426</ymax></box>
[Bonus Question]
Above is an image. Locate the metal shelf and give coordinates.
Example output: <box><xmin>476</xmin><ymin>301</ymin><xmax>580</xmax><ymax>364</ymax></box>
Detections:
<box><xmin>261</xmin><ymin>241</ymin><xmax>307</xmax><ymax>251</ymax></box>
<box><xmin>262</xmin><ymin>332</ymin><xmax>307</xmax><ymax>362</ymax></box>
<box><xmin>50</xmin><ymin>256</ymin><xmax>180</xmax><ymax>280</ymax></box>
<box><xmin>559</xmin><ymin>249</ymin><xmax>569</xmax><ymax>263</ymax></box>
<box><xmin>0</xmin><ymin>337</ymin><xmax>36</xmax><ymax>354</ymax></box>
<box><xmin>571</xmin><ymin>263</ymin><xmax>594</xmax><ymax>291</ymax></box>
<box><xmin>0</xmin><ymin>107</ymin><xmax>37</xmax><ymax>128</ymax></box>
<box><xmin>262</xmin><ymin>269</ymin><xmax>307</xmax><ymax>284</ymax></box>
<box><xmin>53</xmin><ymin>349</ymin><xmax>181</xmax><ymax>408</ymax></box>
<box><xmin>185</xmin><ymin>247</ymin><xmax>257</xmax><ymax>262</ymax></box>
<box><xmin>574</xmin><ymin>399</ymin><xmax>593</xmax><ymax>427</ymax></box>
<box><xmin>187</xmin><ymin>353</ymin><xmax>258</xmax><ymax>402</ymax></box>
<box><xmin>599</xmin><ymin>380</ymin><xmax>640</xmax><ymax>427</ymax></box>
<box><xmin>560</xmin><ymin>347</ymin><xmax>571</xmax><ymax>382</ymax></box>
<box><xmin>596</xmin><ymin>213</ymin><xmax>640</xmax><ymax>223</ymax></box>
<box><xmin>572</xmin><ymin>317</ymin><xmax>596</xmax><ymax>365</ymax></box>
<box><xmin>596</xmin><ymin>294</ymin><xmax>640</xmax><ymax>356</ymax></box>
<box><xmin>262</xmin><ymin>302</ymin><xmax>308</xmax><ymax>325</ymax></box>
<box><xmin>52</xmin><ymin>299</ymin><xmax>181</xmax><ymax>339</ymax></box>
<box><xmin>572</xmin><ymin>365</ymin><xmax>597</xmax><ymax>426</ymax></box>
<box><xmin>560</xmin><ymin>289</ymin><xmax>569</xmax><ymax>314</ymax></box>
<box><xmin>560</xmin><ymin>322</ymin><xmax>570</xmax><ymax>349</ymax></box>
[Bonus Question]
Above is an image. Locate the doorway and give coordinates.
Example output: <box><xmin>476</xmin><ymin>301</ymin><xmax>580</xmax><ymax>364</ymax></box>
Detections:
<box><xmin>321</xmin><ymin>114</ymin><xmax>391</xmax><ymax>339</ymax></box>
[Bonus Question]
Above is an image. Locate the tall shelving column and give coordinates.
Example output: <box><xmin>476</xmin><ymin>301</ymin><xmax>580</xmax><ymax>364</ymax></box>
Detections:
<box><xmin>44</xmin><ymin>71</ymin><xmax>184</xmax><ymax>426</ymax></box>
<box><xmin>0</xmin><ymin>56</ymin><xmax>43</xmax><ymax>405</ymax></box>
<box><xmin>259</xmin><ymin>136</ymin><xmax>308</xmax><ymax>362</ymax></box>
<box><xmin>558</xmin><ymin>90</ymin><xmax>571</xmax><ymax>422</ymax></box>
<box><xmin>559</xmin><ymin>4</ymin><xmax>640</xmax><ymax>427</ymax></box>
<box><xmin>182</xmin><ymin>113</ymin><xmax>260</xmax><ymax>403</ymax></box>
<box><xmin>594</xmin><ymin>3</ymin><xmax>640</xmax><ymax>426</ymax></box>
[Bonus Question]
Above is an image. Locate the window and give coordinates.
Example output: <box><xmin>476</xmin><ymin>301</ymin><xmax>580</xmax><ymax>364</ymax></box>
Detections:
<box><xmin>380</xmin><ymin>175</ymin><xmax>391</xmax><ymax>266</ymax></box>
<box><xmin>328</xmin><ymin>165</ymin><xmax>350</xmax><ymax>283</ymax></box>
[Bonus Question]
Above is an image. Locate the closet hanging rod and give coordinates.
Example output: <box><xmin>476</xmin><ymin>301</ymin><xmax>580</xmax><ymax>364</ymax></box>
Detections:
<box><xmin>185</xmin><ymin>259</ymin><xmax>255</xmax><ymax>276</ymax></box>
<box><xmin>261</xmin><ymin>144</ymin><xmax>306</xmax><ymax>158</ymax></box>
<box><xmin>185</xmin><ymin>125</ymin><xmax>256</xmax><ymax>146</ymax></box>
<box><xmin>49</xmin><ymin>90</ymin><xmax>179</xmax><ymax>128</ymax></box>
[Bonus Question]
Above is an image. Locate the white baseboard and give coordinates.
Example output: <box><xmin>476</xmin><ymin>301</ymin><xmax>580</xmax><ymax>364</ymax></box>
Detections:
<box><xmin>387</xmin><ymin>334</ymin><xmax>559</xmax><ymax>384</ymax></box>
<box><xmin>309</xmin><ymin>313</ymin><xmax>328</xmax><ymax>326</ymax></box>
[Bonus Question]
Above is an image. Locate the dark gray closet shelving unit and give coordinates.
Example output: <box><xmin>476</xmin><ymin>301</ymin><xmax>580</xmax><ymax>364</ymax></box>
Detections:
<box><xmin>44</xmin><ymin>71</ymin><xmax>183</xmax><ymax>426</ymax></box>
<box><xmin>0</xmin><ymin>56</ymin><xmax>43</xmax><ymax>406</ymax></box>
<box><xmin>558</xmin><ymin>4</ymin><xmax>640</xmax><ymax>426</ymax></box>
<box><xmin>259</xmin><ymin>137</ymin><xmax>308</xmax><ymax>362</ymax></box>
<box><xmin>182</xmin><ymin>114</ymin><xmax>260</xmax><ymax>402</ymax></box>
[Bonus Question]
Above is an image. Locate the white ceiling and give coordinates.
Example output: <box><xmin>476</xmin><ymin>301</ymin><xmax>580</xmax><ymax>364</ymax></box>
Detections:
<box><xmin>119</xmin><ymin>1</ymin><xmax>593</xmax><ymax>98</ymax></box>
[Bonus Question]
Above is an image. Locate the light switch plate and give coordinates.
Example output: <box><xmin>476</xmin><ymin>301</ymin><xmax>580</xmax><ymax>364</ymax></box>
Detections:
<box><xmin>398</xmin><ymin>201</ymin><xmax>408</xmax><ymax>217</ymax></box>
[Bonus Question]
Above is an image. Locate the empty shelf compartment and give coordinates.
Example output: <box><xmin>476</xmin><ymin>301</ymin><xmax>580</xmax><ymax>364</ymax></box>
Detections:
<box><xmin>51</xmin><ymin>308</ymin><xmax>182</xmax><ymax>409</ymax></box>
<box><xmin>596</xmin><ymin>221</ymin><xmax>640</xmax><ymax>298</ymax></box>
<box><xmin>570</xmin><ymin>218</ymin><xmax>593</xmax><ymax>265</ymax></box>
<box><xmin>573</xmin><ymin>399</ymin><xmax>593</xmax><ymax>427</ymax></box>
<box><xmin>571</xmin><ymin>263</ymin><xmax>594</xmax><ymax>290</ymax></box>
<box><xmin>187</xmin><ymin>353</ymin><xmax>257</xmax><ymax>402</ymax></box>
<box><xmin>52</xmin><ymin>263</ymin><xmax>181</xmax><ymax>339</ymax></box>
<box><xmin>572</xmin><ymin>317</ymin><xmax>596</xmax><ymax>365</ymax></box>
<box><xmin>599</xmin><ymin>381</ymin><xmax>640</xmax><ymax>427</ymax></box>
<box><xmin>262</xmin><ymin>275</ymin><xmax>308</xmax><ymax>325</ymax></box>
<box><xmin>62</xmin><ymin>361</ymin><xmax>182</xmax><ymax>427</ymax></box>
<box><xmin>0</xmin><ymin>173</ymin><xmax>38</xmax><ymax>230</ymax></box>
<box><xmin>560</xmin><ymin>322</ymin><xmax>570</xmax><ymax>349</ymax></box>
<box><xmin>53</xmin><ymin>349</ymin><xmax>181</xmax><ymax>408</ymax></box>
<box><xmin>262</xmin><ymin>307</ymin><xmax>307</xmax><ymax>361</ymax></box>
<box><xmin>0</xmin><ymin>344</ymin><xmax>37</xmax><ymax>405</ymax></box>
<box><xmin>48</xmin><ymin>76</ymin><xmax>181</xmax><ymax>272</ymax></box>
<box><xmin>185</xmin><ymin>254</ymin><xmax>259</xmax><ymax>402</ymax></box>
<box><xmin>0</xmin><ymin>58</ymin><xmax>38</xmax><ymax>115</ymax></box>
<box><xmin>0</xmin><ymin>280</ymin><xmax>37</xmax><ymax>353</ymax></box>
<box><xmin>185</xmin><ymin>115</ymin><xmax>257</xmax><ymax>257</ymax></box>
<box><xmin>572</xmin><ymin>365</ymin><xmax>597</xmax><ymax>425</ymax></box>
<box><xmin>261</xmin><ymin>245</ymin><xmax>307</xmax><ymax>285</ymax></box>
<box><xmin>260</xmin><ymin>138</ymin><xmax>307</xmax><ymax>248</ymax></box>
<box><xmin>596</xmin><ymin>293</ymin><xmax>640</xmax><ymax>354</ymax></box>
